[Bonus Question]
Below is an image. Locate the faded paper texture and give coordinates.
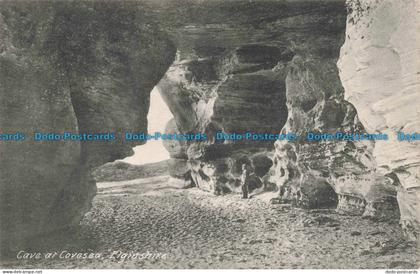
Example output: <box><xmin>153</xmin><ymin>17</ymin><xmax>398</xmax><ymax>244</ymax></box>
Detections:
<box><xmin>0</xmin><ymin>0</ymin><xmax>419</xmax><ymax>269</ymax></box>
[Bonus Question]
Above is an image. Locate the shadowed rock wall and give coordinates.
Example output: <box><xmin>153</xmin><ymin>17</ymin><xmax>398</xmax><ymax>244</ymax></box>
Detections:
<box><xmin>0</xmin><ymin>1</ymin><xmax>175</xmax><ymax>252</ymax></box>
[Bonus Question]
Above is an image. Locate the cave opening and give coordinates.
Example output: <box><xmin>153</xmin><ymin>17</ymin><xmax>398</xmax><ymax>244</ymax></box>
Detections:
<box><xmin>120</xmin><ymin>86</ymin><xmax>174</xmax><ymax>166</ymax></box>
<box><xmin>91</xmin><ymin>85</ymin><xmax>175</xmax><ymax>183</ymax></box>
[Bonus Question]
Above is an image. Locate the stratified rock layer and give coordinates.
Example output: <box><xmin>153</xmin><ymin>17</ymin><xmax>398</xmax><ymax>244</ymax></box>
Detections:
<box><xmin>156</xmin><ymin>0</ymin><xmax>347</xmax><ymax>194</ymax></box>
<box><xmin>338</xmin><ymin>0</ymin><xmax>420</xmax><ymax>239</ymax></box>
<box><xmin>158</xmin><ymin>46</ymin><xmax>288</xmax><ymax>193</ymax></box>
<box><xmin>0</xmin><ymin>1</ymin><xmax>175</xmax><ymax>253</ymax></box>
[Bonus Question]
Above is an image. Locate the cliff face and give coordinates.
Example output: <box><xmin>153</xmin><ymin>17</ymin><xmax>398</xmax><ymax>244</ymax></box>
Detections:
<box><xmin>0</xmin><ymin>1</ymin><xmax>175</xmax><ymax>252</ymax></box>
<box><xmin>338</xmin><ymin>0</ymin><xmax>420</xmax><ymax>239</ymax></box>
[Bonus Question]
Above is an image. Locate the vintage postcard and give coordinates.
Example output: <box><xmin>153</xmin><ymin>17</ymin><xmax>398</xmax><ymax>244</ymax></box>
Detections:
<box><xmin>0</xmin><ymin>0</ymin><xmax>419</xmax><ymax>272</ymax></box>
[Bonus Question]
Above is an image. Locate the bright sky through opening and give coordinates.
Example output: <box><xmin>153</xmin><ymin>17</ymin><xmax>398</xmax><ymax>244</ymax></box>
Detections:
<box><xmin>121</xmin><ymin>87</ymin><xmax>174</xmax><ymax>165</ymax></box>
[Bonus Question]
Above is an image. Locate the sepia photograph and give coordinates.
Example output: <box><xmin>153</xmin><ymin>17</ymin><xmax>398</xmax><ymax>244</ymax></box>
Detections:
<box><xmin>0</xmin><ymin>0</ymin><xmax>419</xmax><ymax>272</ymax></box>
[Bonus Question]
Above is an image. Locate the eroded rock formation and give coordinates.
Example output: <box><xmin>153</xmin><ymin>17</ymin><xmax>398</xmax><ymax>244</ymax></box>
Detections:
<box><xmin>157</xmin><ymin>0</ymin><xmax>347</xmax><ymax>195</ymax></box>
<box><xmin>162</xmin><ymin>118</ymin><xmax>190</xmax><ymax>180</ymax></box>
<box><xmin>158</xmin><ymin>45</ymin><xmax>288</xmax><ymax>194</ymax></box>
<box><xmin>338</xmin><ymin>0</ymin><xmax>420</xmax><ymax>239</ymax></box>
<box><xmin>0</xmin><ymin>1</ymin><xmax>175</xmax><ymax>252</ymax></box>
<box><xmin>270</xmin><ymin>56</ymin><xmax>399</xmax><ymax>222</ymax></box>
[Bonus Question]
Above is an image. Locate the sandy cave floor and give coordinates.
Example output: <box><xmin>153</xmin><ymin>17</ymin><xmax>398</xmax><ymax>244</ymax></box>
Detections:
<box><xmin>2</xmin><ymin>175</ymin><xmax>419</xmax><ymax>269</ymax></box>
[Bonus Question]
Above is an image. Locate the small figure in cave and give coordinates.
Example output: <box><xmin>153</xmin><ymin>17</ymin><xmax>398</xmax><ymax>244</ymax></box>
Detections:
<box><xmin>240</xmin><ymin>163</ymin><xmax>252</xmax><ymax>199</ymax></box>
